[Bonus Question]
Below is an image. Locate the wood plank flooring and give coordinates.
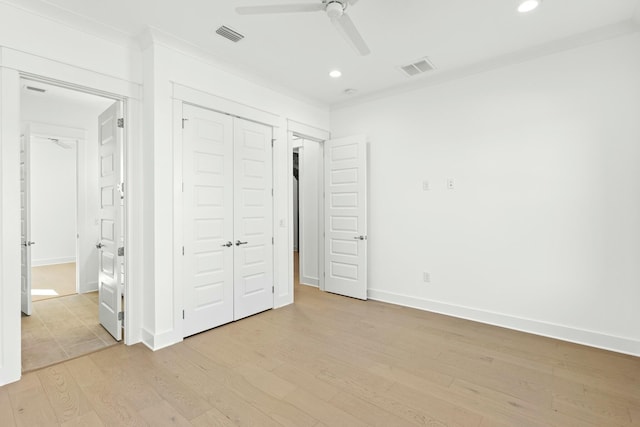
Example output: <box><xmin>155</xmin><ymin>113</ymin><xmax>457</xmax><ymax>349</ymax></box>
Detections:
<box><xmin>22</xmin><ymin>292</ymin><xmax>118</xmax><ymax>372</ymax></box>
<box><xmin>31</xmin><ymin>263</ymin><xmax>76</xmax><ymax>302</ymax></box>
<box><xmin>3</xmin><ymin>280</ymin><xmax>640</xmax><ymax>425</ymax></box>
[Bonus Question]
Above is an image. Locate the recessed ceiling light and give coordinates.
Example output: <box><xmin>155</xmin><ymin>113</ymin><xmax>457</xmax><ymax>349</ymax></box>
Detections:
<box><xmin>518</xmin><ymin>0</ymin><xmax>541</xmax><ymax>13</ymax></box>
<box><xmin>329</xmin><ymin>70</ymin><xmax>342</xmax><ymax>78</ymax></box>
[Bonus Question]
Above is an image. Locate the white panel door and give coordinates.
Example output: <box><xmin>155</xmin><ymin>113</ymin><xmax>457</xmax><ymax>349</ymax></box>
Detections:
<box><xmin>97</xmin><ymin>102</ymin><xmax>122</xmax><ymax>341</ymax></box>
<box><xmin>183</xmin><ymin>105</ymin><xmax>234</xmax><ymax>337</ymax></box>
<box><xmin>324</xmin><ymin>135</ymin><xmax>368</xmax><ymax>300</ymax></box>
<box><xmin>233</xmin><ymin>118</ymin><xmax>274</xmax><ymax>320</ymax></box>
<box><xmin>20</xmin><ymin>129</ymin><xmax>33</xmax><ymax>316</ymax></box>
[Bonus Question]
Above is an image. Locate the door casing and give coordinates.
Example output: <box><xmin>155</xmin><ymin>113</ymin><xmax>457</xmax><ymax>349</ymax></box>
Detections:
<box><xmin>16</xmin><ymin>76</ymin><xmax>136</xmax><ymax>342</ymax></box>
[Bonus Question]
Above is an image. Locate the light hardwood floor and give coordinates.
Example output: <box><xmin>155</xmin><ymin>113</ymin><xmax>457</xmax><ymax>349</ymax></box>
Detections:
<box><xmin>31</xmin><ymin>263</ymin><xmax>76</xmax><ymax>302</ymax></box>
<box><xmin>3</xmin><ymin>279</ymin><xmax>640</xmax><ymax>425</ymax></box>
<box><xmin>22</xmin><ymin>292</ymin><xmax>118</xmax><ymax>372</ymax></box>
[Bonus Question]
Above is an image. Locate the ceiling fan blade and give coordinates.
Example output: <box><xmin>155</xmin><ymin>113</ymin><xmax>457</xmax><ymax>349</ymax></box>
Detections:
<box><xmin>236</xmin><ymin>4</ymin><xmax>325</xmax><ymax>15</ymax></box>
<box><xmin>331</xmin><ymin>13</ymin><xmax>370</xmax><ymax>56</ymax></box>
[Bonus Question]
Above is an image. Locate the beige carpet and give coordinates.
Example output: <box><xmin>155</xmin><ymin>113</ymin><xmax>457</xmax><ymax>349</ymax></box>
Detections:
<box><xmin>31</xmin><ymin>262</ymin><xmax>76</xmax><ymax>302</ymax></box>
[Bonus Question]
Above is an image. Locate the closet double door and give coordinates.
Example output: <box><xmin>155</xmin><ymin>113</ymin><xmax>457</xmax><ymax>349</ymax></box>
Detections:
<box><xmin>182</xmin><ymin>104</ymin><xmax>274</xmax><ymax>337</ymax></box>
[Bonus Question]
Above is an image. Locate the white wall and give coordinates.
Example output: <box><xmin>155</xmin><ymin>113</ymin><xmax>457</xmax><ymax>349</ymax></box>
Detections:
<box><xmin>299</xmin><ymin>139</ymin><xmax>321</xmax><ymax>286</ymax></box>
<box><xmin>0</xmin><ymin>3</ymin><xmax>140</xmax><ymax>85</ymax></box>
<box><xmin>331</xmin><ymin>33</ymin><xmax>640</xmax><ymax>355</ymax></box>
<box><xmin>0</xmin><ymin>2</ymin><xmax>143</xmax><ymax>385</ymax></box>
<box><xmin>0</xmin><ymin>0</ymin><xmax>142</xmax><ymax>385</ymax></box>
<box><xmin>29</xmin><ymin>139</ymin><xmax>76</xmax><ymax>266</ymax></box>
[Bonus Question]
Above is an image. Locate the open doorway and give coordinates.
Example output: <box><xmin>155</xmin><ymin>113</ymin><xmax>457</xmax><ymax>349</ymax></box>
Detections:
<box><xmin>28</xmin><ymin>130</ymin><xmax>78</xmax><ymax>302</ymax></box>
<box><xmin>291</xmin><ymin>131</ymin><xmax>369</xmax><ymax>301</ymax></box>
<box><xmin>20</xmin><ymin>80</ymin><xmax>122</xmax><ymax>371</ymax></box>
<box><xmin>292</xmin><ymin>135</ymin><xmax>323</xmax><ymax>294</ymax></box>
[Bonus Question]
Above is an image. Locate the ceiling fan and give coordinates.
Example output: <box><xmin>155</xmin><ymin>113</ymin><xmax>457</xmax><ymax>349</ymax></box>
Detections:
<box><xmin>236</xmin><ymin>0</ymin><xmax>370</xmax><ymax>56</ymax></box>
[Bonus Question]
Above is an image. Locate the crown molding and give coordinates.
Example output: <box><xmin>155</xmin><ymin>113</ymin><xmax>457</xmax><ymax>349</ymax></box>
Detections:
<box><xmin>135</xmin><ymin>26</ymin><xmax>329</xmax><ymax>111</ymax></box>
<box><xmin>0</xmin><ymin>0</ymin><xmax>137</xmax><ymax>49</ymax></box>
<box><xmin>331</xmin><ymin>20</ymin><xmax>640</xmax><ymax>111</ymax></box>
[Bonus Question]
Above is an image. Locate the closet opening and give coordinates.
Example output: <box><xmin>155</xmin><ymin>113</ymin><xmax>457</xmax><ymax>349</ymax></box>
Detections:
<box><xmin>292</xmin><ymin>135</ymin><xmax>323</xmax><ymax>295</ymax></box>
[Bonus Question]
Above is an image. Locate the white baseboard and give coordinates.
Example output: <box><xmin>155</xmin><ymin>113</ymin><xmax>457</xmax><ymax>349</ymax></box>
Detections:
<box><xmin>299</xmin><ymin>282</ymin><xmax>318</xmax><ymax>288</ymax></box>
<box><xmin>141</xmin><ymin>328</ymin><xmax>182</xmax><ymax>351</ymax></box>
<box><xmin>300</xmin><ymin>277</ymin><xmax>319</xmax><ymax>287</ymax></box>
<box><xmin>368</xmin><ymin>289</ymin><xmax>640</xmax><ymax>357</ymax></box>
<box><xmin>32</xmin><ymin>257</ymin><xmax>75</xmax><ymax>267</ymax></box>
<box><xmin>79</xmin><ymin>281</ymin><xmax>97</xmax><ymax>294</ymax></box>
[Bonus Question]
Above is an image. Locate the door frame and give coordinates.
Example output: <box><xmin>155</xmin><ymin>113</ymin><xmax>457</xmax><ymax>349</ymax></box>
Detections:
<box><xmin>290</xmin><ymin>132</ymin><xmax>327</xmax><ymax>290</ymax></box>
<box><xmin>287</xmin><ymin>121</ymin><xmax>330</xmax><ymax>292</ymax></box>
<box><xmin>20</xmin><ymin>78</ymin><xmax>131</xmax><ymax>334</ymax></box>
<box><xmin>0</xmin><ymin>52</ymin><xmax>142</xmax><ymax>385</ymax></box>
<box><xmin>172</xmin><ymin>83</ymin><xmax>285</xmax><ymax>339</ymax></box>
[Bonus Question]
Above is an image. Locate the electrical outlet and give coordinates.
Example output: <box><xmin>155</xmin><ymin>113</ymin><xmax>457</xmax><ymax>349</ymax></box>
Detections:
<box><xmin>447</xmin><ymin>179</ymin><xmax>455</xmax><ymax>190</ymax></box>
<box><xmin>423</xmin><ymin>272</ymin><xmax>431</xmax><ymax>283</ymax></box>
<box><xmin>422</xmin><ymin>180</ymin><xmax>430</xmax><ymax>191</ymax></box>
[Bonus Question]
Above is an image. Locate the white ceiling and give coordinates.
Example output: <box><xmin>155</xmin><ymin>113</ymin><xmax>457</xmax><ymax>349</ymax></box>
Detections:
<box><xmin>7</xmin><ymin>0</ymin><xmax>640</xmax><ymax>107</ymax></box>
<box><xmin>21</xmin><ymin>80</ymin><xmax>115</xmax><ymax>112</ymax></box>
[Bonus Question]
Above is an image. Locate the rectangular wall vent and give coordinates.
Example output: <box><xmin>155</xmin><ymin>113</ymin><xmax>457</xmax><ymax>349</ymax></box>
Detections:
<box><xmin>25</xmin><ymin>86</ymin><xmax>46</xmax><ymax>93</ymax></box>
<box><xmin>399</xmin><ymin>57</ymin><xmax>436</xmax><ymax>77</ymax></box>
<box><xmin>216</xmin><ymin>26</ymin><xmax>245</xmax><ymax>43</ymax></box>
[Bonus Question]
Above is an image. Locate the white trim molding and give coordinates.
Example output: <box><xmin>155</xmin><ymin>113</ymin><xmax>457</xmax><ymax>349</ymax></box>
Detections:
<box><xmin>368</xmin><ymin>289</ymin><xmax>640</xmax><ymax>357</ymax></box>
<box><xmin>0</xmin><ymin>66</ymin><xmax>22</xmax><ymax>386</ymax></box>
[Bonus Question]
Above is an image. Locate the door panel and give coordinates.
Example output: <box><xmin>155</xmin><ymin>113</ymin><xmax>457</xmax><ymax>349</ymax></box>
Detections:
<box><xmin>20</xmin><ymin>129</ymin><xmax>32</xmax><ymax>316</ymax></box>
<box><xmin>183</xmin><ymin>105</ymin><xmax>234</xmax><ymax>337</ymax></box>
<box><xmin>98</xmin><ymin>102</ymin><xmax>122</xmax><ymax>341</ymax></box>
<box><xmin>324</xmin><ymin>135</ymin><xmax>368</xmax><ymax>300</ymax></box>
<box><xmin>233</xmin><ymin>118</ymin><xmax>273</xmax><ymax>320</ymax></box>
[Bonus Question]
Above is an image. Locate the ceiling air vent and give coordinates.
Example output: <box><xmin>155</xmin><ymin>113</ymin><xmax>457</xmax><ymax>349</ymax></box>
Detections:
<box><xmin>399</xmin><ymin>57</ymin><xmax>436</xmax><ymax>77</ymax></box>
<box><xmin>25</xmin><ymin>85</ymin><xmax>46</xmax><ymax>93</ymax></box>
<box><xmin>216</xmin><ymin>26</ymin><xmax>245</xmax><ymax>43</ymax></box>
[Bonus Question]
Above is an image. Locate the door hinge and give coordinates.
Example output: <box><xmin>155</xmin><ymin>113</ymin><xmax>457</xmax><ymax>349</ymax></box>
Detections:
<box><xmin>117</xmin><ymin>118</ymin><xmax>124</xmax><ymax>128</ymax></box>
<box><xmin>118</xmin><ymin>311</ymin><xmax>124</xmax><ymax>322</ymax></box>
<box><xmin>182</xmin><ymin>246</ymin><xmax>184</xmax><ymax>256</ymax></box>
<box><xmin>118</xmin><ymin>247</ymin><xmax>124</xmax><ymax>256</ymax></box>
<box><xmin>182</xmin><ymin>118</ymin><xmax>188</xmax><ymax>129</ymax></box>
<box><xmin>271</xmin><ymin>139</ymin><xmax>275</xmax><ymax>147</ymax></box>
<box><xmin>272</xmin><ymin>237</ymin><xmax>274</xmax><ymax>245</ymax></box>
<box><xmin>182</xmin><ymin>310</ymin><xmax>185</xmax><ymax>319</ymax></box>
<box><xmin>272</xmin><ymin>286</ymin><xmax>274</xmax><ymax>294</ymax></box>
<box><xmin>271</xmin><ymin>188</ymin><xmax>274</xmax><ymax>197</ymax></box>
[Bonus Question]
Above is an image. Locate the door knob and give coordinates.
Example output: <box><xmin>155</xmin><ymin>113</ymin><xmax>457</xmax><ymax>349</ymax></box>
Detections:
<box><xmin>235</xmin><ymin>240</ymin><xmax>248</xmax><ymax>246</ymax></box>
<box><xmin>22</xmin><ymin>241</ymin><xmax>36</xmax><ymax>247</ymax></box>
<box><xmin>353</xmin><ymin>235</ymin><xmax>367</xmax><ymax>241</ymax></box>
<box><xmin>96</xmin><ymin>242</ymin><xmax>105</xmax><ymax>249</ymax></box>
<box><xmin>221</xmin><ymin>241</ymin><xmax>233</xmax><ymax>247</ymax></box>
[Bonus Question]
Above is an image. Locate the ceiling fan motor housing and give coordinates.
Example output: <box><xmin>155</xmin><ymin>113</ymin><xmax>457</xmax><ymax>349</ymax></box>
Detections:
<box><xmin>325</xmin><ymin>1</ymin><xmax>345</xmax><ymax>19</ymax></box>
